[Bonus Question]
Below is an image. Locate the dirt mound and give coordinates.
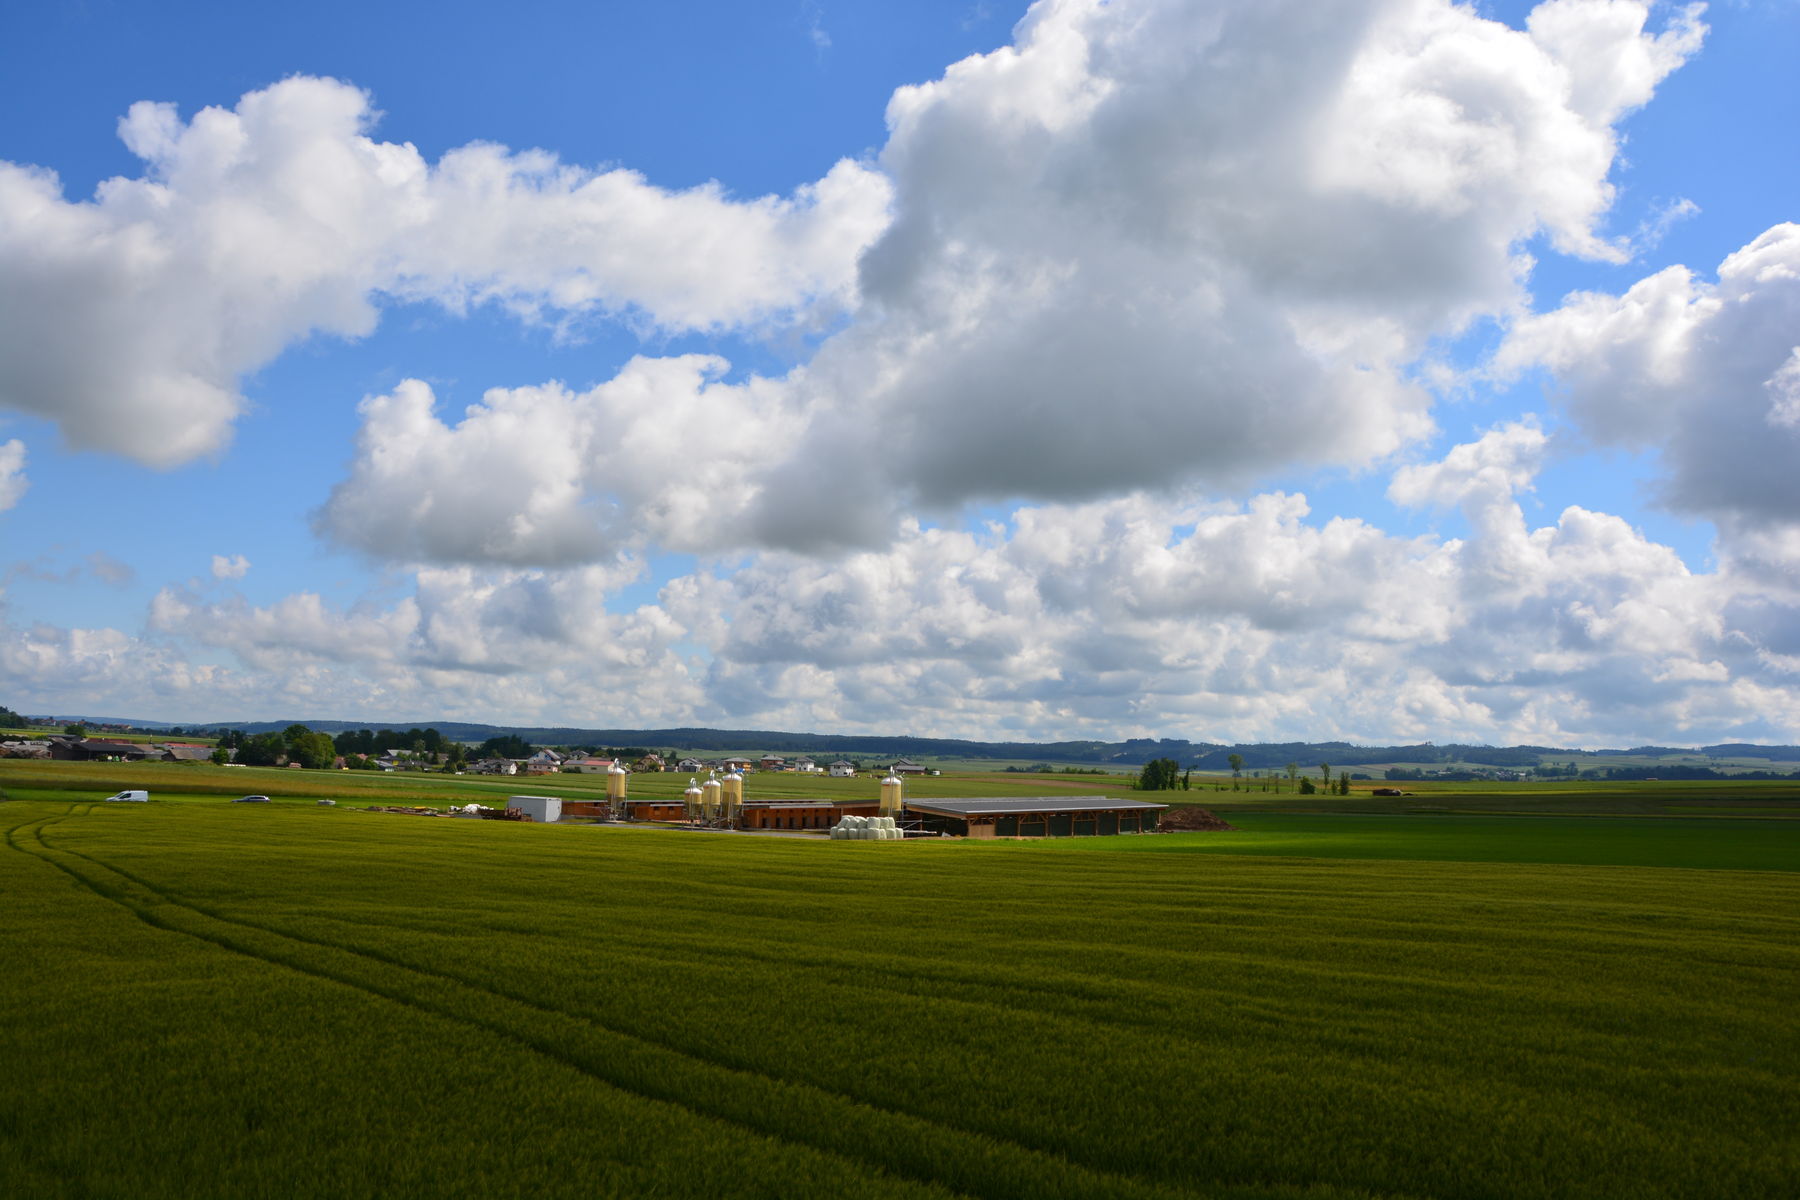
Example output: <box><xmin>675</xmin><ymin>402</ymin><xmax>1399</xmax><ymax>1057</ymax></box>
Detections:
<box><xmin>1157</xmin><ymin>806</ymin><xmax>1237</xmax><ymax>832</ymax></box>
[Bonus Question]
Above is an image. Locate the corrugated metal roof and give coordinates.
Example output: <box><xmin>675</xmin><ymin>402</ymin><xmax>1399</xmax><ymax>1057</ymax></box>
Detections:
<box><xmin>903</xmin><ymin>796</ymin><xmax>1168</xmax><ymax>816</ymax></box>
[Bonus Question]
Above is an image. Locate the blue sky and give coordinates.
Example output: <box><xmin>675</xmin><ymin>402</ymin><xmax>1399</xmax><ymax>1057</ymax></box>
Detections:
<box><xmin>2</xmin><ymin>0</ymin><xmax>1797</xmax><ymax>746</ymax></box>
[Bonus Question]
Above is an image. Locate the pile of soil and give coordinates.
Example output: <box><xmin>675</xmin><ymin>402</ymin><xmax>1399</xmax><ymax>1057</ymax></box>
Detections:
<box><xmin>1157</xmin><ymin>806</ymin><xmax>1238</xmax><ymax>832</ymax></box>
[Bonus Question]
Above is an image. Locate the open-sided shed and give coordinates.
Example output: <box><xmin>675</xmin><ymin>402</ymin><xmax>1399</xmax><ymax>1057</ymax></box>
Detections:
<box><xmin>904</xmin><ymin>796</ymin><xmax>1165</xmax><ymax>838</ymax></box>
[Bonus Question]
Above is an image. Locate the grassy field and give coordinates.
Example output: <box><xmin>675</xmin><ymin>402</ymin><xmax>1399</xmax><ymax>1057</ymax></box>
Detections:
<box><xmin>1084</xmin><ymin>813</ymin><xmax>1800</xmax><ymax>870</ymax></box>
<box><xmin>5</xmin><ymin>791</ymin><xmax>1798</xmax><ymax>1199</ymax></box>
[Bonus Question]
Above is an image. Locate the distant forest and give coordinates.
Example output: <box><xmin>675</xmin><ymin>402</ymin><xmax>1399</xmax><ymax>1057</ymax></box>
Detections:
<box><xmin>37</xmin><ymin>713</ymin><xmax>1799</xmax><ymax>769</ymax></box>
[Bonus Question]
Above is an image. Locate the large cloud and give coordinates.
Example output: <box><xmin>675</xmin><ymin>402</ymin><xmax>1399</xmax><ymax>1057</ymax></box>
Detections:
<box><xmin>1499</xmin><ymin>223</ymin><xmax>1800</xmax><ymax>545</ymax></box>
<box><xmin>0</xmin><ymin>439</ymin><xmax>25</xmax><ymax>512</ymax></box>
<box><xmin>98</xmin><ymin>422</ymin><xmax>1795</xmax><ymax>742</ymax></box>
<box><xmin>314</xmin><ymin>358</ymin><xmax>810</xmax><ymax>563</ymax></box>
<box><xmin>319</xmin><ymin>0</ymin><xmax>1705</xmax><ymax>564</ymax></box>
<box><xmin>0</xmin><ymin>76</ymin><xmax>890</xmax><ymax>467</ymax></box>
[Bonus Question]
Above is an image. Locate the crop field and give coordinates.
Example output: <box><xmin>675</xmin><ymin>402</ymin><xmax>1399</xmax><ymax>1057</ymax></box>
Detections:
<box><xmin>1078</xmin><ymin>813</ymin><xmax>1800</xmax><ymax>871</ymax></box>
<box><xmin>5</xmin><ymin>794</ymin><xmax>1797</xmax><ymax>1200</ymax></box>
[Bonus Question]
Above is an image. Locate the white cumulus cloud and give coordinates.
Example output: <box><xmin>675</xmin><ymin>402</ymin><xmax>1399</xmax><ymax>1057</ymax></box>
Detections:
<box><xmin>0</xmin><ymin>439</ymin><xmax>25</xmax><ymax>512</ymax></box>
<box><xmin>319</xmin><ymin>0</ymin><xmax>1705</xmax><ymax>565</ymax></box>
<box><xmin>0</xmin><ymin>76</ymin><xmax>890</xmax><ymax>468</ymax></box>
<box><xmin>1499</xmin><ymin>223</ymin><xmax>1800</xmax><ymax>539</ymax></box>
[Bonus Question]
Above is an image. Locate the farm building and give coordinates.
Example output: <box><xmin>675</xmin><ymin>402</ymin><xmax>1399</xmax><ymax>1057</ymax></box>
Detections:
<box><xmin>739</xmin><ymin>799</ymin><xmax>880</xmax><ymax>831</ymax></box>
<box><xmin>506</xmin><ymin>795</ymin><xmax>563</xmax><ymax>823</ymax></box>
<box><xmin>618</xmin><ymin>798</ymin><xmax>689</xmax><ymax>822</ymax></box>
<box><xmin>904</xmin><ymin>797</ymin><xmax>1165</xmax><ymax>838</ymax></box>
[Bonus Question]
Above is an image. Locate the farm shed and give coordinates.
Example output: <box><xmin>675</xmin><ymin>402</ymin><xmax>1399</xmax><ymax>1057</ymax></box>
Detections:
<box><xmin>506</xmin><ymin>795</ymin><xmax>562</xmax><ymax>823</ymax></box>
<box><xmin>619</xmin><ymin>798</ymin><xmax>688</xmax><ymax>822</ymax></box>
<box><xmin>904</xmin><ymin>797</ymin><xmax>1166</xmax><ymax>838</ymax></box>
<box><xmin>739</xmin><ymin>800</ymin><xmax>880</xmax><ymax>831</ymax></box>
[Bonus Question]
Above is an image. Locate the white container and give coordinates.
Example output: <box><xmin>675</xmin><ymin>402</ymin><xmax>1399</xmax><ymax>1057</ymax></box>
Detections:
<box><xmin>506</xmin><ymin>795</ymin><xmax>562</xmax><ymax>823</ymax></box>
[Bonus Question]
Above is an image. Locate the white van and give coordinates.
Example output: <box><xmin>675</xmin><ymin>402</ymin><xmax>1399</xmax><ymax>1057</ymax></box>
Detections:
<box><xmin>102</xmin><ymin>790</ymin><xmax>149</xmax><ymax>803</ymax></box>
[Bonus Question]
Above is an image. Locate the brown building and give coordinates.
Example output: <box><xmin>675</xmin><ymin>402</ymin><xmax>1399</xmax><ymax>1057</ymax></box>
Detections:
<box><xmin>903</xmin><ymin>796</ymin><xmax>1165</xmax><ymax>838</ymax></box>
<box><xmin>739</xmin><ymin>800</ymin><xmax>880</xmax><ymax>831</ymax></box>
<box><xmin>618</xmin><ymin>798</ymin><xmax>688</xmax><ymax>822</ymax></box>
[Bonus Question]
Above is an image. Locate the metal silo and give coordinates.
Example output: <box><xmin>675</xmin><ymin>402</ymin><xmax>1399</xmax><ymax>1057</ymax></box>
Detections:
<box><xmin>683</xmin><ymin>777</ymin><xmax>703</xmax><ymax>822</ymax></box>
<box><xmin>880</xmin><ymin>769</ymin><xmax>904</xmax><ymax>818</ymax></box>
<box><xmin>606</xmin><ymin>759</ymin><xmax>628</xmax><ymax>815</ymax></box>
<box><xmin>723</xmin><ymin>769</ymin><xmax>744</xmax><ymax>822</ymax></box>
<box><xmin>702</xmin><ymin>771</ymin><xmax>723</xmax><ymax>822</ymax></box>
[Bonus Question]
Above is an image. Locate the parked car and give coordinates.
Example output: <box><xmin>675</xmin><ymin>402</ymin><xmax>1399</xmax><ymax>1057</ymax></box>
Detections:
<box><xmin>102</xmin><ymin>789</ymin><xmax>149</xmax><ymax>803</ymax></box>
<box><xmin>231</xmin><ymin>794</ymin><xmax>271</xmax><ymax>803</ymax></box>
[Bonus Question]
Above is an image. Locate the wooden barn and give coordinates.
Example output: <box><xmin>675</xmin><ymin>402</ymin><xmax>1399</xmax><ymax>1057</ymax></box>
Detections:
<box><xmin>904</xmin><ymin>797</ymin><xmax>1165</xmax><ymax>838</ymax></box>
<box><xmin>739</xmin><ymin>799</ymin><xmax>879</xmax><ymax>831</ymax></box>
<box><xmin>618</xmin><ymin>798</ymin><xmax>689</xmax><ymax>822</ymax></box>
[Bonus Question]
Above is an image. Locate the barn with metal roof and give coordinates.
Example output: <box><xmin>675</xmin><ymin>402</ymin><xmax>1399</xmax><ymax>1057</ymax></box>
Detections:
<box><xmin>903</xmin><ymin>796</ymin><xmax>1166</xmax><ymax>838</ymax></box>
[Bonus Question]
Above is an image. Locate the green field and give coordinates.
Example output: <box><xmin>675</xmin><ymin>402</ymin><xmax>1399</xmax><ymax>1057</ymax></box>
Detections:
<box><xmin>1083</xmin><ymin>813</ymin><xmax>1800</xmax><ymax>871</ymax></box>
<box><xmin>4</xmin><ymin>789</ymin><xmax>1797</xmax><ymax>1199</ymax></box>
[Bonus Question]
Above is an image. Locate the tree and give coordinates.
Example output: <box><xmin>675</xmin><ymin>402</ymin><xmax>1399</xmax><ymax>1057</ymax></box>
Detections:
<box><xmin>64</xmin><ymin>722</ymin><xmax>88</xmax><ymax>737</ymax></box>
<box><xmin>1285</xmin><ymin>762</ymin><xmax>1299</xmax><ymax>792</ymax></box>
<box><xmin>0</xmin><ymin>703</ymin><xmax>27</xmax><ymax>728</ymax></box>
<box><xmin>1319</xmin><ymin>762</ymin><xmax>1331</xmax><ymax>792</ymax></box>
<box><xmin>237</xmin><ymin>732</ymin><xmax>285</xmax><ymax>767</ymax></box>
<box><xmin>209</xmin><ymin>747</ymin><xmax>231</xmax><ymax>765</ymax></box>
<box><xmin>1136</xmin><ymin>757</ymin><xmax>1180</xmax><ymax>791</ymax></box>
<box><xmin>1227</xmin><ymin>753</ymin><xmax>1244</xmax><ymax>791</ymax></box>
<box><xmin>292</xmin><ymin>730</ymin><xmax>337</xmax><ymax>770</ymax></box>
<box><xmin>1181</xmin><ymin>768</ymin><xmax>1191</xmax><ymax>791</ymax></box>
<box><xmin>477</xmin><ymin>734</ymin><xmax>531</xmax><ymax>760</ymax></box>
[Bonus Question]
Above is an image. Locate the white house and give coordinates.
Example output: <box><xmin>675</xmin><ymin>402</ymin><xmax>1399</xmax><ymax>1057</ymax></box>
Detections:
<box><xmin>829</xmin><ymin>760</ymin><xmax>856</xmax><ymax>778</ymax></box>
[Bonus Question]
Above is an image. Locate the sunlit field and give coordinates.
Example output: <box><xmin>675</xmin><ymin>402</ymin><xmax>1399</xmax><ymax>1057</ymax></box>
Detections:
<box><xmin>5</xmin><ymin>785</ymin><xmax>1796</xmax><ymax>1199</ymax></box>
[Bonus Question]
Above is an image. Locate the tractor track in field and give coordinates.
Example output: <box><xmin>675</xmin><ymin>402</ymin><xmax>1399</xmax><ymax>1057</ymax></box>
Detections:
<box><xmin>12</xmin><ymin>806</ymin><xmax>1283</xmax><ymax>1200</ymax></box>
<box><xmin>9</xmin><ymin>811</ymin><xmax>979</xmax><ymax>1200</ymax></box>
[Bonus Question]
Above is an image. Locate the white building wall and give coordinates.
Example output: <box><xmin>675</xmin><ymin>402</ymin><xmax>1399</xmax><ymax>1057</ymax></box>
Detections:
<box><xmin>507</xmin><ymin>795</ymin><xmax>562</xmax><ymax>823</ymax></box>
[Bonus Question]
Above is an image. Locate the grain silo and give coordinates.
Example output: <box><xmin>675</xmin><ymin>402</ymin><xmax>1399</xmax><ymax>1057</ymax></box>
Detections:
<box><xmin>683</xmin><ymin>777</ymin><xmax>703</xmax><ymax>822</ymax></box>
<box><xmin>880</xmin><ymin>769</ymin><xmax>904</xmax><ymax>818</ymax></box>
<box><xmin>606</xmin><ymin>759</ymin><xmax>628</xmax><ymax>813</ymax></box>
<box><xmin>701</xmin><ymin>772</ymin><xmax>723</xmax><ymax>821</ymax></box>
<box><xmin>722</xmin><ymin>768</ymin><xmax>744</xmax><ymax>822</ymax></box>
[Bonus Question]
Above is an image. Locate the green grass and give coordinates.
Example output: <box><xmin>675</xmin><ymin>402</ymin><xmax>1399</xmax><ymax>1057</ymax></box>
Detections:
<box><xmin>1075</xmin><ymin>813</ymin><xmax>1800</xmax><ymax>871</ymax></box>
<box><xmin>4</xmin><ymin>798</ymin><xmax>1798</xmax><ymax>1199</ymax></box>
